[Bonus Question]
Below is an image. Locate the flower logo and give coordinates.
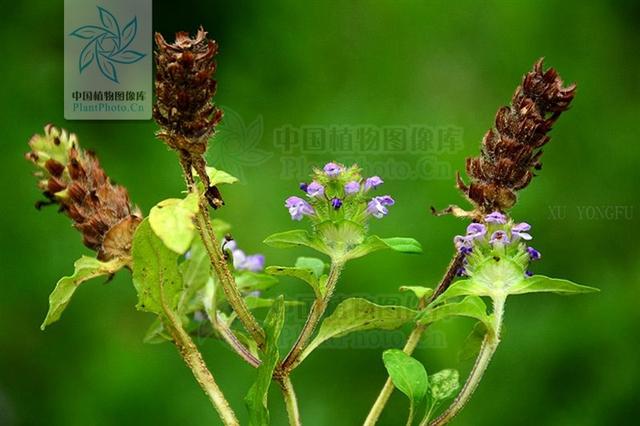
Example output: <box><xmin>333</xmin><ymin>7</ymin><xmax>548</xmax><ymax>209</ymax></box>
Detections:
<box><xmin>70</xmin><ymin>6</ymin><xmax>146</xmax><ymax>83</ymax></box>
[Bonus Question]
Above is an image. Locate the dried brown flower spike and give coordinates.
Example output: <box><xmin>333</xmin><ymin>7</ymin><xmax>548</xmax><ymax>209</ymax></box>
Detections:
<box><xmin>153</xmin><ymin>27</ymin><xmax>224</xmax><ymax>208</ymax></box>
<box><xmin>26</xmin><ymin>125</ymin><xmax>141</xmax><ymax>261</ymax></box>
<box><xmin>457</xmin><ymin>58</ymin><xmax>576</xmax><ymax>213</ymax></box>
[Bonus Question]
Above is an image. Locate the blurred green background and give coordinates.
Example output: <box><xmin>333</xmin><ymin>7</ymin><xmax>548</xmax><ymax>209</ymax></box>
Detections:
<box><xmin>1</xmin><ymin>1</ymin><xmax>638</xmax><ymax>425</ymax></box>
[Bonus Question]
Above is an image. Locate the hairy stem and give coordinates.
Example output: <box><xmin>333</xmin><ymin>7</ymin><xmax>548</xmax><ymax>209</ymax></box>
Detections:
<box><xmin>281</xmin><ymin>261</ymin><xmax>344</xmax><ymax>373</ymax></box>
<box><xmin>210</xmin><ymin>312</ymin><xmax>261</xmax><ymax>368</ymax></box>
<box><xmin>193</xmin><ymin>197</ymin><xmax>266</xmax><ymax>347</ymax></box>
<box><xmin>363</xmin><ymin>252</ymin><xmax>463</xmax><ymax>425</ymax></box>
<box><xmin>164</xmin><ymin>309</ymin><xmax>239</xmax><ymax>426</ymax></box>
<box><xmin>278</xmin><ymin>375</ymin><xmax>302</xmax><ymax>426</ymax></box>
<box><xmin>429</xmin><ymin>296</ymin><xmax>505</xmax><ymax>426</ymax></box>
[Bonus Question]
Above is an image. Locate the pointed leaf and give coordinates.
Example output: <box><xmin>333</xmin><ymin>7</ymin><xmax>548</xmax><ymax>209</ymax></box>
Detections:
<box><xmin>301</xmin><ymin>298</ymin><xmax>417</xmax><ymax>361</ymax></box>
<box><xmin>382</xmin><ymin>349</ymin><xmax>428</xmax><ymax>405</ymax></box>
<box><xmin>97</xmin><ymin>7</ymin><xmax>119</xmax><ymax>35</ymax></box>
<box><xmin>418</xmin><ymin>296</ymin><xmax>491</xmax><ymax>330</ymax></box>
<box><xmin>345</xmin><ymin>235</ymin><xmax>422</xmax><ymax>260</ymax></box>
<box><xmin>120</xmin><ymin>17</ymin><xmax>137</xmax><ymax>49</ymax></box>
<box><xmin>41</xmin><ymin>256</ymin><xmax>126</xmax><ymax>330</ymax></box>
<box><xmin>430</xmin><ymin>369</ymin><xmax>460</xmax><ymax>401</ymax></box>
<box><xmin>400</xmin><ymin>286</ymin><xmax>433</xmax><ymax>300</ymax></box>
<box><xmin>178</xmin><ymin>237</ymin><xmax>210</xmax><ymax>313</ymax></box>
<box><xmin>109</xmin><ymin>49</ymin><xmax>145</xmax><ymax>64</ymax></box>
<box><xmin>508</xmin><ymin>275</ymin><xmax>599</xmax><ymax>295</ymax></box>
<box><xmin>265</xmin><ymin>264</ymin><xmax>321</xmax><ymax>297</ymax></box>
<box><xmin>96</xmin><ymin>53</ymin><xmax>118</xmax><ymax>83</ymax></box>
<box><xmin>295</xmin><ymin>257</ymin><xmax>325</xmax><ymax>278</ymax></box>
<box><xmin>70</xmin><ymin>25</ymin><xmax>107</xmax><ymax>39</ymax></box>
<box><xmin>149</xmin><ymin>193</ymin><xmax>199</xmax><ymax>255</ymax></box>
<box><xmin>205</xmin><ymin>166</ymin><xmax>239</xmax><ymax>186</ymax></box>
<box><xmin>245</xmin><ymin>296</ymin><xmax>285</xmax><ymax>425</ymax></box>
<box><xmin>131</xmin><ymin>219</ymin><xmax>183</xmax><ymax>315</ymax></box>
<box><xmin>263</xmin><ymin>229</ymin><xmax>328</xmax><ymax>254</ymax></box>
<box><xmin>235</xmin><ymin>272</ymin><xmax>279</xmax><ymax>293</ymax></box>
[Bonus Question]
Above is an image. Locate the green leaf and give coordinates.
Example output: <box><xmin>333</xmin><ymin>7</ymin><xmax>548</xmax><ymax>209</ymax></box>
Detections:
<box><xmin>458</xmin><ymin>322</ymin><xmax>486</xmax><ymax>362</ymax></box>
<box><xmin>205</xmin><ymin>166</ymin><xmax>239</xmax><ymax>185</ymax></box>
<box><xmin>131</xmin><ymin>219</ymin><xmax>184</xmax><ymax>315</ymax></box>
<box><xmin>400</xmin><ymin>286</ymin><xmax>434</xmax><ymax>300</ymax></box>
<box><xmin>382</xmin><ymin>349</ymin><xmax>428</xmax><ymax>405</ymax></box>
<box><xmin>245</xmin><ymin>296</ymin><xmax>285</xmax><ymax>426</ymax></box>
<box><xmin>345</xmin><ymin>235</ymin><xmax>423</xmax><ymax>260</ymax></box>
<box><xmin>149</xmin><ymin>193</ymin><xmax>199</xmax><ymax>254</ymax></box>
<box><xmin>177</xmin><ymin>237</ymin><xmax>211</xmax><ymax>313</ymax></box>
<box><xmin>263</xmin><ymin>229</ymin><xmax>328</xmax><ymax>254</ymax></box>
<box><xmin>418</xmin><ymin>296</ymin><xmax>491</xmax><ymax>330</ymax></box>
<box><xmin>143</xmin><ymin>317</ymin><xmax>172</xmax><ymax>344</ymax></box>
<box><xmin>430</xmin><ymin>369</ymin><xmax>460</xmax><ymax>401</ymax></box>
<box><xmin>235</xmin><ymin>272</ymin><xmax>280</xmax><ymax>292</ymax></box>
<box><xmin>244</xmin><ymin>296</ymin><xmax>303</xmax><ymax>310</ymax></box>
<box><xmin>508</xmin><ymin>275</ymin><xmax>599</xmax><ymax>295</ymax></box>
<box><xmin>295</xmin><ymin>257</ymin><xmax>326</xmax><ymax>278</ymax></box>
<box><xmin>301</xmin><ymin>298</ymin><xmax>417</xmax><ymax>361</ymax></box>
<box><xmin>41</xmin><ymin>256</ymin><xmax>126</xmax><ymax>330</ymax></box>
<box><xmin>438</xmin><ymin>279</ymin><xmax>490</xmax><ymax>300</ymax></box>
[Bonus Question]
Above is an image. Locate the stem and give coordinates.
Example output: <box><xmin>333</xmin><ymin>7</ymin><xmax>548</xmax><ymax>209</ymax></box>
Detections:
<box><xmin>193</xmin><ymin>198</ymin><xmax>266</xmax><ymax>347</ymax></box>
<box><xmin>363</xmin><ymin>253</ymin><xmax>462</xmax><ymax>425</ymax></box>
<box><xmin>428</xmin><ymin>296</ymin><xmax>505</xmax><ymax>426</ymax></box>
<box><xmin>406</xmin><ymin>403</ymin><xmax>415</xmax><ymax>426</ymax></box>
<box><xmin>363</xmin><ymin>325</ymin><xmax>425</xmax><ymax>426</ymax></box>
<box><xmin>210</xmin><ymin>312</ymin><xmax>261</xmax><ymax>368</ymax></box>
<box><xmin>281</xmin><ymin>261</ymin><xmax>344</xmax><ymax>373</ymax></box>
<box><xmin>278</xmin><ymin>376</ymin><xmax>302</xmax><ymax>426</ymax></box>
<box><xmin>178</xmin><ymin>154</ymin><xmax>266</xmax><ymax>348</ymax></box>
<box><xmin>164</xmin><ymin>309</ymin><xmax>239</xmax><ymax>426</ymax></box>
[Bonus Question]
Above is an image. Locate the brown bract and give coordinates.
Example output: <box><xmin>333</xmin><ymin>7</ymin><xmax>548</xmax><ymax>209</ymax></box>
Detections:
<box><xmin>457</xmin><ymin>58</ymin><xmax>576</xmax><ymax>213</ymax></box>
<box><xmin>26</xmin><ymin>125</ymin><xmax>141</xmax><ymax>261</ymax></box>
<box><xmin>153</xmin><ymin>27</ymin><xmax>224</xmax><ymax>208</ymax></box>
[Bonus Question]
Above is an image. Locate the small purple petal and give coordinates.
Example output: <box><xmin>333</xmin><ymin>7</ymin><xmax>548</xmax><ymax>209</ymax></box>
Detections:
<box><xmin>306</xmin><ymin>181</ymin><xmax>324</xmax><ymax>197</ymax></box>
<box><xmin>525</xmin><ymin>270</ymin><xmax>534</xmax><ymax>277</ymax></box>
<box><xmin>331</xmin><ymin>197</ymin><xmax>343</xmax><ymax>210</ymax></box>
<box><xmin>512</xmin><ymin>222</ymin><xmax>533</xmax><ymax>240</ymax></box>
<box><xmin>221</xmin><ymin>239</ymin><xmax>238</xmax><ymax>252</ymax></box>
<box><xmin>323</xmin><ymin>162</ymin><xmax>342</xmax><ymax>177</ymax></box>
<box><xmin>465</xmin><ymin>223</ymin><xmax>486</xmax><ymax>240</ymax></box>
<box><xmin>344</xmin><ymin>181</ymin><xmax>360</xmax><ymax>194</ymax></box>
<box><xmin>485</xmin><ymin>211</ymin><xmax>507</xmax><ymax>224</ymax></box>
<box><xmin>454</xmin><ymin>235</ymin><xmax>473</xmax><ymax>253</ymax></box>
<box><xmin>285</xmin><ymin>196</ymin><xmax>315</xmax><ymax>221</ymax></box>
<box><xmin>364</xmin><ymin>176</ymin><xmax>384</xmax><ymax>191</ymax></box>
<box><xmin>367</xmin><ymin>195</ymin><xmax>395</xmax><ymax>218</ymax></box>
<box><xmin>526</xmin><ymin>246</ymin><xmax>541</xmax><ymax>261</ymax></box>
<box><xmin>489</xmin><ymin>230</ymin><xmax>510</xmax><ymax>245</ymax></box>
<box><xmin>299</xmin><ymin>182</ymin><xmax>308</xmax><ymax>192</ymax></box>
<box><xmin>456</xmin><ymin>267</ymin><xmax>468</xmax><ymax>277</ymax></box>
<box><xmin>241</xmin><ymin>254</ymin><xmax>266</xmax><ymax>272</ymax></box>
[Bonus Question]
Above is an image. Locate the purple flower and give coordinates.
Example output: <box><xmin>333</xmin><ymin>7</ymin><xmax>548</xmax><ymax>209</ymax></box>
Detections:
<box><xmin>512</xmin><ymin>222</ymin><xmax>532</xmax><ymax>240</ymax></box>
<box><xmin>331</xmin><ymin>197</ymin><xmax>343</xmax><ymax>210</ymax></box>
<box><xmin>364</xmin><ymin>176</ymin><xmax>384</xmax><ymax>191</ymax></box>
<box><xmin>454</xmin><ymin>235</ymin><xmax>473</xmax><ymax>253</ymax></box>
<box><xmin>465</xmin><ymin>223</ymin><xmax>486</xmax><ymax>240</ymax></box>
<box><xmin>221</xmin><ymin>238</ymin><xmax>238</xmax><ymax>252</ymax></box>
<box><xmin>344</xmin><ymin>181</ymin><xmax>360</xmax><ymax>194</ymax></box>
<box><xmin>525</xmin><ymin>270</ymin><xmax>534</xmax><ymax>277</ymax></box>
<box><xmin>489</xmin><ymin>230</ymin><xmax>510</xmax><ymax>245</ymax></box>
<box><xmin>232</xmin><ymin>249</ymin><xmax>265</xmax><ymax>272</ymax></box>
<box><xmin>299</xmin><ymin>182</ymin><xmax>309</xmax><ymax>192</ymax></box>
<box><xmin>367</xmin><ymin>195</ymin><xmax>395</xmax><ymax>219</ymax></box>
<box><xmin>323</xmin><ymin>162</ymin><xmax>342</xmax><ymax>177</ymax></box>
<box><xmin>306</xmin><ymin>181</ymin><xmax>324</xmax><ymax>198</ymax></box>
<box><xmin>527</xmin><ymin>246</ymin><xmax>541</xmax><ymax>261</ymax></box>
<box><xmin>285</xmin><ymin>196</ymin><xmax>315</xmax><ymax>221</ymax></box>
<box><xmin>456</xmin><ymin>267</ymin><xmax>468</xmax><ymax>277</ymax></box>
<box><xmin>485</xmin><ymin>211</ymin><xmax>507</xmax><ymax>224</ymax></box>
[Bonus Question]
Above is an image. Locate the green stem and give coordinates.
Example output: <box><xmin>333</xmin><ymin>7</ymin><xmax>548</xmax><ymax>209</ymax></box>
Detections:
<box><xmin>364</xmin><ymin>252</ymin><xmax>462</xmax><ymax>425</ymax></box>
<box><xmin>406</xmin><ymin>402</ymin><xmax>415</xmax><ymax>426</ymax></box>
<box><xmin>209</xmin><ymin>311</ymin><xmax>261</xmax><ymax>368</ymax></box>
<box><xmin>363</xmin><ymin>324</ymin><xmax>425</xmax><ymax>426</ymax></box>
<box><xmin>193</xmin><ymin>199</ymin><xmax>266</xmax><ymax>348</ymax></box>
<box><xmin>164</xmin><ymin>309</ymin><xmax>239</xmax><ymax>426</ymax></box>
<box><xmin>278</xmin><ymin>376</ymin><xmax>302</xmax><ymax>426</ymax></box>
<box><xmin>428</xmin><ymin>296</ymin><xmax>505</xmax><ymax>426</ymax></box>
<box><xmin>280</xmin><ymin>261</ymin><xmax>344</xmax><ymax>373</ymax></box>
